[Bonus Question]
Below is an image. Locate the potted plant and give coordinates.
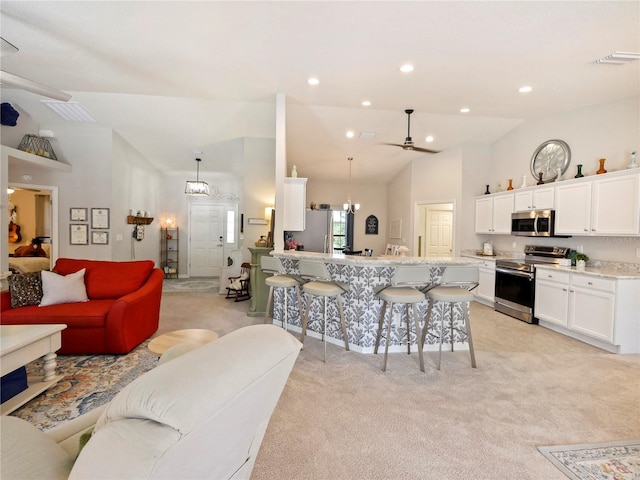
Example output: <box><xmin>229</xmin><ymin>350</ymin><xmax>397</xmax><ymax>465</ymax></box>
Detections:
<box><xmin>574</xmin><ymin>253</ymin><xmax>589</xmax><ymax>270</ymax></box>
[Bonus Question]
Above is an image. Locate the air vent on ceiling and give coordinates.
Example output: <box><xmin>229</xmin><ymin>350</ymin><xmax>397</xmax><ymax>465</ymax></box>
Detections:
<box><xmin>593</xmin><ymin>52</ymin><xmax>640</xmax><ymax>65</ymax></box>
<box><xmin>42</xmin><ymin>100</ymin><xmax>96</xmax><ymax>122</ymax></box>
<box><xmin>359</xmin><ymin>132</ymin><xmax>376</xmax><ymax>140</ymax></box>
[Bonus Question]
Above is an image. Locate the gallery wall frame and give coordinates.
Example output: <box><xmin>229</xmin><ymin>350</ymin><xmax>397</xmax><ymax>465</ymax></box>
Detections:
<box><xmin>91</xmin><ymin>208</ymin><xmax>109</xmax><ymax>229</ymax></box>
<box><xmin>70</xmin><ymin>224</ymin><xmax>88</xmax><ymax>245</ymax></box>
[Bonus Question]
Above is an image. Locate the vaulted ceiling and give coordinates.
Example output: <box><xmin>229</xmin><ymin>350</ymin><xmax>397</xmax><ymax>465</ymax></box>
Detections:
<box><xmin>1</xmin><ymin>1</ymin><xmax>638</xmax><ymax>183</ymax></box>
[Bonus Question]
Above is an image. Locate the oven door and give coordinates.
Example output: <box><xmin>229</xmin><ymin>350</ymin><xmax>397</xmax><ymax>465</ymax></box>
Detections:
<box><xmin>494</xmin><ymin>267</ymin><xmax>537</xmax><ymax>323</ymax></box>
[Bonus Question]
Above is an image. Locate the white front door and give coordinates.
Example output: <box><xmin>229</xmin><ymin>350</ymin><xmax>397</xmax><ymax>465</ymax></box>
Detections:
<box><xmin>189</xmin><ymin>204</ymin><xmax>224</xmax><ymax>277</ymax></box>
<box><xmin>424</xmin><ymin>208</ymin><xmax>453</xmax><ymax>257</ymax></box>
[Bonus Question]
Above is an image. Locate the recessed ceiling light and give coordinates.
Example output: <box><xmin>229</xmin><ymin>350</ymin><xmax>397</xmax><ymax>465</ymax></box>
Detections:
<box><xmin>346</xmin><ymin>131</ymin><xmax>355</xmax><ymax>138</ymax></box>
<box><xmin>362</xmin><ymin>100</ymin><xmax>371</xmax><ymax>107</ymax></box>
<box><xmin>308</xmin><ymin>77</ymin><xmax>320</xmax><ymax>86</ymax></box>
<box><xmin>400</xmin><ymin>64</ymin><xmax>414</xmax><ymax>73</ymax></box>
<box><xmin>460</xmin><ymin>107</ymin><xmax>470</xmax><ymax>114</ymax></box>
<box><xmin>425</xmin><ymin>136</ymin><xmax>434</xmax><ymax>143</ymax></box>
<box><xmin>518</xmin><ymin>86</ymin><xmax>533</xmax><ymax>93</ymax></box>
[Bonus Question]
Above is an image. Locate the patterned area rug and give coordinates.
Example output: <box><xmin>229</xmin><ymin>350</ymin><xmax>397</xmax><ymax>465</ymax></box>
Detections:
<box><xmin>538</xmin><ymin>440</ymin><xmax>640</xmax><ymax>480</ymax></box>
<box><xmin>162</xmin><ymin>278</ymin><xmax>220</xmax><ymax>293</ymax></box>
<box><xmin>10</xmin><ymin>340</ymin><xmax>158</xmax><ymax>431</ymax></box>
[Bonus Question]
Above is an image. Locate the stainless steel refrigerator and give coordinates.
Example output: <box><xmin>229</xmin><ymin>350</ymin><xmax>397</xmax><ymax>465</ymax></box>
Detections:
<box><xmin>290</xmin><ymin>209</ymin><xmax>333</xmax><ymax>253</ymax></box>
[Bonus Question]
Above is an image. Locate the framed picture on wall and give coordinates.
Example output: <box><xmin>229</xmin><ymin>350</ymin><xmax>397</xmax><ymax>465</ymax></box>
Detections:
<box><xmin>70</xmin><ymin>224</ymin><xmax>88</xmax><ymax>245</ymax></box>
<box><xmin>91</xmin><ymin>231</ymin><xmax>109</xmax><ymax>245</ymax></box>
<box><xmin>91</xmin><ymin>208</ymin><xmax>110</xmax><ymax>229</ymax></box>
<box><xmin>70</xmin><ymin>208</ymin><xmax>87</xmax><ymax>222</ymax></box>
<box><xmin>390</xmin><ymin>219</ymin><xmax>402</xmax><ymax>239</ymax></box>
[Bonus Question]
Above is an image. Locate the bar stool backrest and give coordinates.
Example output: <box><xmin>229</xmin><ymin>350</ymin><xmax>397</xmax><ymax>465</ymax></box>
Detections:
<box><xmin>440</xmin><ymin>266</ymin><xmax>479</xmax><ymax>290</ymax></box>
<box><xmin>299</xmin><ymin>260</ymin><xmax>331</xmax><ymax>281</ymax></box>
<box><xmin>261</xmin><ymin>255</ymin><xmax>285</xmax><ymax>274</ymax></box>
<box><xmin>391</xmin><ymin>265</ymin><xmax>431</xmax><ymax>286</ymax></box>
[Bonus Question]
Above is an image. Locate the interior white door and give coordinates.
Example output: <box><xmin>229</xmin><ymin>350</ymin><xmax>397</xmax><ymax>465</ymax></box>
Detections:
<box><xmin>189</xmin><ymin>204</ymin><xmax>224</xmax><ymax>277</ymax></box>
<box><xmin>424</xmin><ymin>208</ymin><xmax>452</xmax><ymax>257</ymax></box>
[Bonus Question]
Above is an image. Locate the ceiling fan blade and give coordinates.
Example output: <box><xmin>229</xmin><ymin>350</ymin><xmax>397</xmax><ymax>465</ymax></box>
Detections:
<box><xmin>0</xmin><ymin>70</ymin><xmax>72</xmax><ymax>101</ymax></box>
<box><xmin>407</xmin><ymin>146</ymin><xmax>441</xmax><ymax>154</ymax></box>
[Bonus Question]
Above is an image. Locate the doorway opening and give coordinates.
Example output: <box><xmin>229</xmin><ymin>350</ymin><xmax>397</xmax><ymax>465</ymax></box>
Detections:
<box><xmin>6</xmin><ymin>183</ymin><xmax>59</xmax><ymax>271</ymax></box>
<box><xmin>414</xmin><ymin>201</ymin><xmax>454</xmax><ymax>257</ymax></box>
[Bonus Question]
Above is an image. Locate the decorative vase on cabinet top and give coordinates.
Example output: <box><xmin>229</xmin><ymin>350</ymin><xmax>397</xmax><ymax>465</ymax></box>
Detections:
<box><xmin>520</xmin><ymin>175</ymin><xmax>527</xmax><ymax>188</ymax></box>
<box><xmin>575</xmin><ymin>164</ymin><xmax>584</xmax><ymax>178</ymax></box>
<box><xmin>596</xmin><ymin>158</ymin><xmax>607</xmax><ymax>175</ymax></box>
<box><xmin>507</xmin><ymin>179</ymin><xmax>514</xmax><ymax>191</ymax></box>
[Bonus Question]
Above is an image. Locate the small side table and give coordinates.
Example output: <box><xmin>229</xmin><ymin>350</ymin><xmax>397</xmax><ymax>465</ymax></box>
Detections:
<box><xmin>148</xmin><ymin>329</ymin><xmax>219</xmax><ymax>355</ymax></box>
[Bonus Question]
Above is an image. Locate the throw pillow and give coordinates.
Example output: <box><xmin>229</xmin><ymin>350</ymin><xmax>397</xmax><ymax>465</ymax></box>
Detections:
<box><xmin>40</xmin><ymin>268</ymin><xmax>89</xmax><ymax>307</ymax></box>
<box><xmin>8</xmin><ymin>272</ymin><xmax>43</xmax><ymax>308</ymax></box>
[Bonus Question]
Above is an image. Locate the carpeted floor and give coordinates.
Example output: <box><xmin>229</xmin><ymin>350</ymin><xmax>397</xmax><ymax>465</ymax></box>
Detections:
<box><xmin>538</xmin><ymin>439</ymin><xmax>640</xmax><ymax>480</ymax></box>
<box><xmin>9</xmin><ymin>291</ymin><xmax>640</xmax><ymax>480</ymax></box>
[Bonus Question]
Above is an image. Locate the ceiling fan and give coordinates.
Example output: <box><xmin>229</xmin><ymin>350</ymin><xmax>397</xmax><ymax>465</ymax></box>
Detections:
<box><xmin>382</xmin><ymin>109</ymin><xmax>440</xmax><ymax>154</ymax></box>
<box><xmin>0</xmin><ymin>37</ymin><xmax>71</xmax><ymax>101</ymax></box>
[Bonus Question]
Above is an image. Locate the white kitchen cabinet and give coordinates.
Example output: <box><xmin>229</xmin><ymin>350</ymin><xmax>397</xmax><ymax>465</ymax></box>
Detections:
<box><xmin>535</xmin><ymin>266</ymin><xmax>640</xmax><ymax>353</ymax></box>
<box><xmin>514</xmin><ymin>187</ymin><xmax>555</xmax><ymax>212</ymax></box>
<box><xmin>591</xmin><ymin>172</ymin><xmax>640</xmax><ymax>235</ymax></box>
<box><xmin>474</xmin><ymin>259</ymin><xmax>496</xmax><ymax>306</ymax></box>
<box><xmin>555</xmin><ymin>170</ymin><xmax>640</xmax><ymax>236</ymax></box>
<box><xmin>569</xmin><ymin>275</ymin><xmax>615</xmax><ymax>342</ymax></box>
<box><xmin>534</xmin><ymin>270</ymin><xmax>570</xmax><ymax>327</ymax></box>
<box><xmin>283</xmin><ymin>177</ymin><xmax>307</xmax><ymax>231</ymax></box>
<box><xmin>554</xmin><ymin>182</ymin><xmax>591</xmax><ymax>235</ymax></box>
<box><xmin>474</xmin><ymin>193</ymin><xmax>513</xmax><ymax>234</ymax></box>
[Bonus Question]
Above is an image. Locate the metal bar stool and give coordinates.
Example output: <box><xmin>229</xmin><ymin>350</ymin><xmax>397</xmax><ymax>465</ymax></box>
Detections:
<box><xmin>262</xmin><ymin>256</ymin><xmax>303</xmax><ymax>332</ymax></box>
<box><xmin>374</xmin><ymin>265</ymin><xmax>429</xmax><ymax>372</ymax></box>
<box><xmin>421</xmin><ymin>266</ymin><xmax>479</xmax><ymax>370</ymax></box>
<box><xmin>299</xmin><ymin>261</ymin><xmax>350</xmax><ymax>362</ymax></box>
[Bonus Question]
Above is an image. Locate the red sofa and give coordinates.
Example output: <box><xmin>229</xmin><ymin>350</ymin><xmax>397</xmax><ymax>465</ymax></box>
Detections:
<box><xmin>1</xmin><ymin>258</ymin><xmax>164</xmax><ymax>354</ymax></box>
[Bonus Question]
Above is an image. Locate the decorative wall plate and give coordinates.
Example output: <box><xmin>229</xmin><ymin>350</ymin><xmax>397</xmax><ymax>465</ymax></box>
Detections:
<box><xmin>530</xmin><ymin>139</ymin><xmax>571</xmax><ymax>183</ymax></box>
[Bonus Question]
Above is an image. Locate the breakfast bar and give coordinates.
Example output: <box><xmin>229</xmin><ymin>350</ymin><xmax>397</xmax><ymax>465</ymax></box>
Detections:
<box><xmin>269</xmin><ymin>251</ymin><xmax>479</xmax><ymax>354</ymax></box>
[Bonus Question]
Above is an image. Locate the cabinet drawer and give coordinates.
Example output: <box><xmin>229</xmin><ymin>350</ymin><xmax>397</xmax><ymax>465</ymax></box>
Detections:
<box><xmin>480</xmin><ymin>260</ymin><xmax>495</xmax><ymax>269</ymax></box>
<box><xmin>571</xmin><ymin>274</ymin><xmax>615</xmax><ymax>293</ymax></box>
<box><xmin>535</xmin><ymin>269</ymin><xmax>570</xmax><ymax>284</ymax></box>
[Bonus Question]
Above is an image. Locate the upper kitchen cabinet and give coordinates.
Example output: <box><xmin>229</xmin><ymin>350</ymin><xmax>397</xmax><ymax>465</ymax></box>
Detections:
<box><xmin>556</xmin><ymin>170</ymin><xmax>640</xmax><ymax>236</ymax></box>
<box><xmin>475</xmin><ymin>193</ymin><xmax>513</xmax><ymax>234</ymax></box>
<box><xmin>513</xmin><ymin>186</ymin><xmax>554</xmax><ymax>212</ymax></box>
<box><xmin>283</xmin><ymin>177</ymin><xmax>307</xmax><ymax>231</ymax></box>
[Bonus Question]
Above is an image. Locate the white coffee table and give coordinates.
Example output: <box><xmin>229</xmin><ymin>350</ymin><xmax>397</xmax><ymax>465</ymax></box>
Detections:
<box><xmin>0</xmin><ymin>324</ymin><xmax>67</xmax><ymax>415</ymax></box>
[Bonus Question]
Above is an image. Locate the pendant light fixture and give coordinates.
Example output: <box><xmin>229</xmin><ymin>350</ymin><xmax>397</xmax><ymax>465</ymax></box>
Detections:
<box><xmin>343</xmin><ymin>157</ymin><xmax>360</xmax><ymax>214</ymax></box>
<box><xmin>185</xmin><ymin>157</ymin><xmax>210</xmax><ymax>196</ymax></box>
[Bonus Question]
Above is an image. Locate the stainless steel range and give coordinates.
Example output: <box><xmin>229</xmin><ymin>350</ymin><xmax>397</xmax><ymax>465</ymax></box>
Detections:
<box><xmin>495</xmin><ymin>245</ymin><xmax>570</xmax><ymax>324</ymax></box>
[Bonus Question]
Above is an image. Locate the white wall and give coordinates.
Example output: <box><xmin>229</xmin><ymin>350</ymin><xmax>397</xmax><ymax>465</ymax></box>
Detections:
<box><xmin>242</xmin><ymin>137</ymin><xmax>276</xmax><ymax>257</ymax></box>
<box><xmin>8</xmin><ymin>124</ymin><xmax>114</xmax><ymax>260</ymax></box>
<box><xmin>305</xmin><ymin>179</ymin><xmax>388</xmax><ymax>255</ymax></box>
<box><xmin>111</xmin><ymin>131</ymin><xmax>163</xmax><ymax>263</ymax></box>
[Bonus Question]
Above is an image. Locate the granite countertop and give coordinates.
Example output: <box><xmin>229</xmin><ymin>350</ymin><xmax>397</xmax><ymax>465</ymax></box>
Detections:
<box><xmin>272</xmin><ymin>250</ymin><xmax>480</xmax><ymax>266</ymax></box>
<box><xmin>535</xmin><ymin>263</ymin><xmax>640</xmax><ymax>280</ymax></box>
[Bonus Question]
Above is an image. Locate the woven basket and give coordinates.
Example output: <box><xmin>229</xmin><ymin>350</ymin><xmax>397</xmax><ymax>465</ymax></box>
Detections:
<box><xmin>17</xmin><ymin>135</ymin><xmax>58</xmax><ymax>160</ymax></box>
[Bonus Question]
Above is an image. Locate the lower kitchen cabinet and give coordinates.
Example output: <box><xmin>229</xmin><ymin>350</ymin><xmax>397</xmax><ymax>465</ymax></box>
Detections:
<box><xmin>535</xmin><ymin>270</ymin><xmax>570</xmax><ymax>327</ymax></box>
<box><xmin>535</xmin><ymin>266</ymin><xmax>639</xmax><ymax>353</ymax></box>
<box><xmin>474</xmin><ymin>259</ymin><xmax>496</xmax><ymax>306</ymax></box>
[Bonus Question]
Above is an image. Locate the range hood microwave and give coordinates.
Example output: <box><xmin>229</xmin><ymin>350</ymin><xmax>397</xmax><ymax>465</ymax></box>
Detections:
<box><xmin>511</xmin><ymin>210</ymin><xmax>569</xmax><ymax>237</ymax></box>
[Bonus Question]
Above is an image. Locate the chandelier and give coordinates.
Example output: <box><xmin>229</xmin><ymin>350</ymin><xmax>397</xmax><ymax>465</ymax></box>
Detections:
<box><xmin>343</xmin><ymin>157</ymin><xmax>360</xmax><ymax>214</ymax></box>
<box><xmin>184</xmin><ymin>157</ymin><xmax>210</xmax><ymax>196</ymax></box>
